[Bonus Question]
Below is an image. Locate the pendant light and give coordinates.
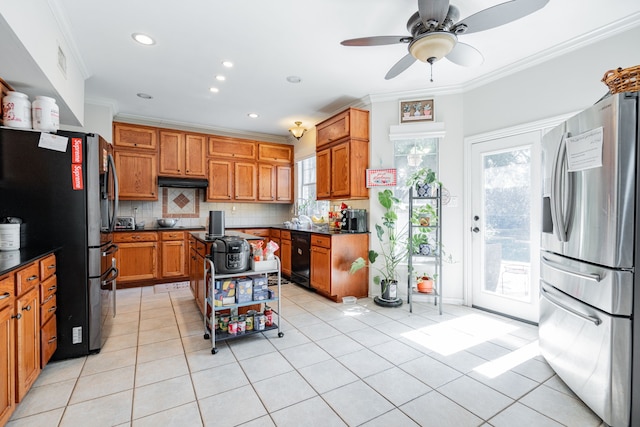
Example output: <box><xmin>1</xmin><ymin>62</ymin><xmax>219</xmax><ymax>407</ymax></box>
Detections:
<box><xmin>289</xmin><ymin>121</ymin><xmax>307</xmax><ymax>140</ymax></box>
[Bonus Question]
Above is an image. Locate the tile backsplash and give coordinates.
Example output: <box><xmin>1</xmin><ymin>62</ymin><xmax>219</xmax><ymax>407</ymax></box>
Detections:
<box><xmin>118</xmin><ymin>189</ymin><xmax>293</xmax><ymax>228</ymax></box>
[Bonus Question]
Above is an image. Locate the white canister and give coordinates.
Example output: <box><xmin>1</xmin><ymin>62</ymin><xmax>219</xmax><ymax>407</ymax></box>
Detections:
<box><xmin>0</xmin><ymin>224</ymin><xmax>20</xmax><ymax>251</ymax></box>
<box><xmin>2</xmin><ymin>91</ymin><xmax>31</xmax><ymax>129</ymax></box>
<box><xmin>32</xmin><ymin>96</ymin><xmax>59</xmax><ymax>132</ymax></box>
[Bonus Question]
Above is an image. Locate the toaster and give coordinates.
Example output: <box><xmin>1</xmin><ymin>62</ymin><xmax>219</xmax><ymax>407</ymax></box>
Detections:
<box><xmin>115</xmin><ymin>216</ymin><xmax>135</xmax><ymax>230</ymax></box>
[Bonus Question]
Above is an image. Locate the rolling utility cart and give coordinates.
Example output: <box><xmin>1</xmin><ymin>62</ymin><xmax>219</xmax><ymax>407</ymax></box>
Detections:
<box><xmin>203</xmin><ymin>256</ymin><xmax>284</xmax><ymax>354</ymax></box>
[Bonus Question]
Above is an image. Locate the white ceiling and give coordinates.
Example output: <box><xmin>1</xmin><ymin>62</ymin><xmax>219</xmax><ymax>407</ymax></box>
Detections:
<box><xmin>52</xmin><ymin>0</ymin><xmax>640</xmax><ymax>137</ymax></box>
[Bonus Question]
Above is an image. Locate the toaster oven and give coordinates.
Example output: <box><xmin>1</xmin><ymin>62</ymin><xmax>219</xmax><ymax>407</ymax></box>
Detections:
<box><xmin>115</xmin><ymin>216</ymin><xmax>135</xmax><ymax>230</ymax></box>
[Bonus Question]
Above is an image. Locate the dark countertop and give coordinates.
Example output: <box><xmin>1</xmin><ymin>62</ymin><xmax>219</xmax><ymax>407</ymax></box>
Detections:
<box><xmin>0</xmin><ymin>246</ymin><xmax>59</xmax><ymax>277</ymax></box>
<box><xmin>190</xmin><ymin>230</ymin><xmax>265</xmax><ymax>242</ymax></box>
<box><xmin>115</xmin><ymin>226</ymin><xmax>206</xmax><ymax>232</ymax></box>
<box><xmin>268</xmin><ymin>225</ymin><xmax>369</xmax><ymax>236</ymax></box>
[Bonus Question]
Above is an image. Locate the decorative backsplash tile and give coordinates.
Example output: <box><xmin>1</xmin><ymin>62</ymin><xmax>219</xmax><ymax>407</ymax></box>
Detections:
<box><xmin>162</xmin><ymin>188</ymin><xmax>199</xmax><ymax>218</ymax></box>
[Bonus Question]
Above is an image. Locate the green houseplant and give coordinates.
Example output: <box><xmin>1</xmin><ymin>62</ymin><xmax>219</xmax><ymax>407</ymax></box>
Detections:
<box><xmin>407</xmin><ymin>167</ymin><xmax>438</xmax><ymax>197</ymax></box>
<box><xmin>350</xmin><ymin>189</ymin><xmax>406</xmax><ymax>305</ymax></box>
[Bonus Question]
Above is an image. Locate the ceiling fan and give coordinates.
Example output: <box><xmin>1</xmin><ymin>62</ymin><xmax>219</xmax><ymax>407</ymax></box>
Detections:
<box><xmin>341</xmin><ymin>0</ymin><xmax>549</xmax><ymax>80</ymax></box>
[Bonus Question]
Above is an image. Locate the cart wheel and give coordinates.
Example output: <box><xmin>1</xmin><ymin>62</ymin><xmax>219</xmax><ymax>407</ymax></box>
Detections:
<box><xmin>204</xmin><ymin>333</ymin><xmax>210</xmax><ymax>340</ymax></box>
<box><xmin>211</xmin><ymin>348</ymin><xmax>218</xmax><ymax>355</ymax></box>
<box><xmin>278</xmin><ymin>332</ymin><xmax>284</xmax><ymax>338</ymax></box>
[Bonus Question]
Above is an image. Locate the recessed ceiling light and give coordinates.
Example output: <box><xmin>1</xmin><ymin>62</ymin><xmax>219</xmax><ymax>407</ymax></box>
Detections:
<box><xmin>132</xmin><ymin>33</ymin><xmax>155</xmax><ymax>45</ymax></box>
<box><xmin>222</xmin><ymin>61</ymin><xmax>233</xmax><ymax>68</ymax></box>
<box><xmin>137</xmin><ymin>93</ymin><xmax>153</xmax><ymax>99</ymax></box>
<box><xmin>215</xmin><ymin>75</ymin><xmax>226</xmax><ymax>81</ymax></box>
<box><xmin>209</xmin><ymin>87</ymin><xmax>220</xmax><ymax>93</ymax></box>
<box><xmin>248</xmin><ymin>113</ymin><xmax>259</xmax><ymax>119</ymax></box>
<box><xmin>286</xmin><ymin>75</ymin><xmax>302</xmax><ymax>84</ymax></box>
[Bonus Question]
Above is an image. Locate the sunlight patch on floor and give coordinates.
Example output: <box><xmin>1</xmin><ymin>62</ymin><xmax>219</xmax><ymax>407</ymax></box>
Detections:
<box><xmin>473</xmin><ymin>341</ymin><xmax>540</xmax><ymax>378</ymax></box>
<box><xmin>401</xmin><ymin>314</ymin><xmax>520</xmax><ymax>356</ymax></box>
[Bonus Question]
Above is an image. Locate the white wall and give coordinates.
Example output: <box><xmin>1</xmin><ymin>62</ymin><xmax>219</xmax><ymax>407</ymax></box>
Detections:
<box><xmin>463</xmin><ymin>26</ymin><xmax>640</xmax><ymax>136</ymax></box>
<box><xmin>60</xmin><ymin>103</ymin><xmax>114</xmax><ymax>141</ymax></box>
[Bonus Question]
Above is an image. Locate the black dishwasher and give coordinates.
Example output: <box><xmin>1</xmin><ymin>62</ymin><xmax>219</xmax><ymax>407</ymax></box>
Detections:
<box><xmin>290</xmin><ymin>231</ymin><xmax>311</xmax><ymax>288</ymax></box>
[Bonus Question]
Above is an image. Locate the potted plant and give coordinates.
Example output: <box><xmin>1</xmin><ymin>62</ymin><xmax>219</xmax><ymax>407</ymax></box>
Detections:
<box><xmin>407</xmin><ymin>167</ymin><xmax>438</xmax><ymax>197</ymax></box>
<box><xmin>350</xmin><ymin>189</ymin><xmax>406</xmax><ymax>306</ymax></box>
<box><xmin>415</xmin><ymin>273</ymin><xmax>434</xmax><ymax>293</ymax></box>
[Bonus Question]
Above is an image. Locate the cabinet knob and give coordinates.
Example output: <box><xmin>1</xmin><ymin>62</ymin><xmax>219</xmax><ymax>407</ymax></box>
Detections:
<box><xmin>27</xmin><ymin>275</ymin><xmax>38</xmax><ymax>282</ymax></box>
<box><xmin>22</xmin><ymin>304</ymin><xmax>32</xmax><ymax>311</ymax></box>
<box><xmin>0</xmin><ymin>292</ymin><xmax>10</xmax><ymax>300</ymax></box>
<box><xmin>11</xmin><ymin>313</ymin><xmax>21</xmax><ymax>320</ymax></box>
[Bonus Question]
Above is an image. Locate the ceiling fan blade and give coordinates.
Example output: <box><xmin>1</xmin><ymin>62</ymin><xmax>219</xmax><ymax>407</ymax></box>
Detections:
<box><xmin>445</xmin><ymin>42</ymin><xmax>484</xmax><ymax>67</ymax></box>
<box><xmin>456</xmin><ymin>0</ymin><xmax>549</xmax><ymax>35</ymax></box>
<box><xmin>341</xmin><ymin>36</ymin><xmax>410</xmax><ymax>46</ymax></box>
<box><xmin>385</xmin><ymin>53</ymin><xmax>417</xmax><ymax>80</ymax></box>
<box><xmin>418</xmin><ymin>0</ymin><xmax>450</xmax><ymax>26</ymax></box>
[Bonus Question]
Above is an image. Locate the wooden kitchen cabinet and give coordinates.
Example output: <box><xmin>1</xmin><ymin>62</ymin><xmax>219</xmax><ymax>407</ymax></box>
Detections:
<box><xmin>316</xmin><ymin>139</ymin><xmax>368</xmax><ymax>200</ymax></box>
<box><xmin>206</xmin><ymin>159</ymin><xmax>256</xmax><ymax>201</ymax></box>
<box><xmin>114</xmin><ymin>232</ymin><xmax>159</xmax><ymax>283</ymax></box>
<box><xmin>160</xmin><ymin>231</ymin><xmax>187</xmax><ymax>279</ymax></box>
<box><xmin>235</xmin><ymin>162</ymin><xmax>257</xmax><ymax>200</ymax></box>
<box><xmin>0</xmin><ymin>274</ymin><xmax>15</xmax><ymax>426</ymax></box>
<box><xmin>316</xmin><ymin>107</ymin><xmax>369</xmax><ymax>148</ymax></box>
<box><xmin>208</xmin><ymin>136</ymin><xmax>256</xmax><ymax>159</ymax></box>
<box><xmin>310</xmin><ymin>233</ymin><xmax>369</xmax><ymax>302</ymax></box>
<box><xmin>258</xmin><ymin>164</ymin><xmax>293</xmax><ymax>203</ymax></box>
<box><xmin>159</xmin><ymin>131</ymin><xmax>206</xmax><ymax>178</ymax></box>
<box><xmin>258</xmin><ymin>143</ymin><xmax>293</xmax><ymax>163</ymax></box>
<box><xmin>113</xmin><ymin>122</ymin><xmax>158</xmax><ymax>150</ymax></box>
<box><xmin>114</xmin><ymin>150</ymin><xmax>158</xmax><ymax>200</ymax></box>
<box><xmin>15</xmin><ymin>274</ymin><xmax>40</xmax><ymax>402</ymax></box>
<box><xmin>38</xmin><ymin>254</ymin><xmax>57</xmax><ymax>367</ymax></box>
<box><xmin>280</xmin><ymin>231</ymin><xmax>292</xmax><ymax>277</ymax></box>
<box><xmin>189</xmin><ymin>239</ymin><xmax>208</xmax><ymax>314</ymax></box>
<box><xmin>316</xmin><ymin>107</ymin><xmax>369</xmax><ymax>200</ymax></box>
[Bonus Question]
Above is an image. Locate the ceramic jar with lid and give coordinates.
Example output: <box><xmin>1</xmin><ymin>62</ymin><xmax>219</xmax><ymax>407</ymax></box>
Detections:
<box><xmin>2</xmin><ymin>91</ymin><xmax>32</xmax><ymax>129</ymax></box>
<box><xmin>32</xmin><ymin>96</ymin><xmax>59</xmax><ymax>132</ymax></box>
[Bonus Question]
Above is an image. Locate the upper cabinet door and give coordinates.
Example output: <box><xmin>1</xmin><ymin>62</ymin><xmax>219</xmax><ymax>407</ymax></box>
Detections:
<box><xmin>115</xmin><ymin>150</ymin><xmax>158</xmax><ymax>200</ymax></box>
<box><xmin>113</xmin><ymin>123</ymin><xmax>158</xmax><ymax>150</ymax></box>
<box><xmin>258</xmin><ymin>143</ymin><xmax>293</xmax><ymax>163</ymax></box>
<box><xmin>208</xmin><ymin>136</ymin><xmax>256</xmax><ymax>159</ymax></box>
<box><xmin>184</xmin><ymin>134</ymin><xmax>206</xmax><ymax>177</ymax></box>
<box><xmin>158</xmin><ymin>131</ymin><xmax>184</xmax><ymax>176</ymax></box>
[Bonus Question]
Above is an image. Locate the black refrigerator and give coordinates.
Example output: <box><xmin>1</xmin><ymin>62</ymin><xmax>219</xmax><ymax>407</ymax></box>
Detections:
<box><xmin>0</xmin><ymin>127</ymin><xmax>119</xmax><ymax>359</ymax></box>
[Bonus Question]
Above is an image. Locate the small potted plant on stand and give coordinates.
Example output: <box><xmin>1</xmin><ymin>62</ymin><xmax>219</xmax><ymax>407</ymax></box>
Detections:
<box><xmin>407</xmin><ymin>167</ymin><xmax>438</xmax><ymax>197</ymax></box>
<box><xmin>415</xmin><ymin>273</ymin><xmax>434</xmax><ymax>294</ymax></box>
<box><xmin>350</xmin><ymin>189</ymin><xmax>406</xmax><ymax>307</ymax></box>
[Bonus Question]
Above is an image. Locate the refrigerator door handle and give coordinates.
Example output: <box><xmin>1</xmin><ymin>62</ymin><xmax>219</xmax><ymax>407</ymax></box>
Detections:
<box><xmin>102</xmin><ymin>244</ymin><xmax>118</xmax><ymax>257</ymax></box>
<box><xmin>106</xmin><ymin>153</ymin><xmax>119</xmax><ymax>232</ymax></box>
<box><xmin>541</xmin><ymin>256</ymin><xmax>601</xmax><ymax>282</ymax></box>
<box><xmin>550</xmin><ymin>133</ymin><xmax>574</xmax><ymax>242</ymax></box>
<box><xmin>541</xmin><ymin>281</ymin><xmax>602</xmax><ymax>326</ymax></box>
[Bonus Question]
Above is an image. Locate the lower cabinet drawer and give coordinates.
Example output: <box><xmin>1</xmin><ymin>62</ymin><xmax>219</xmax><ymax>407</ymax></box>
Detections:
<box><xmin>40</xmin><ymin>294</ymin><xmax>56</xmax><ymax>325</ymax></box>
<box><xmin>41</xmin><ymin>315</ymin><xmax>57</xmax><ymax>367</ymax></box>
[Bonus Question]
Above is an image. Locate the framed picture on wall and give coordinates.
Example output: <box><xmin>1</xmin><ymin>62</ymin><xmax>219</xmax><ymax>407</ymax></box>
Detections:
<box><xmin>400</xmin><ymin>99</ymin><xmax>434</xmax><ymax>124</ymax></box>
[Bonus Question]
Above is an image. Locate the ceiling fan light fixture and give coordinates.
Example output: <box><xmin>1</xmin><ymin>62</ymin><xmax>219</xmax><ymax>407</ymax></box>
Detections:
<box><xmin>409</xmin><ymin>32</ymin><xmax>456</xmax><ymax>63</ymax></box>
<box><xmin>289</xmin><ymin>121</ymin><xmax>307</xmax><ymax>140</ymax></box>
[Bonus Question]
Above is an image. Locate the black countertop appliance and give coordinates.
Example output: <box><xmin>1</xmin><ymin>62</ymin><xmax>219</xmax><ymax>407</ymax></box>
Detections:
<box><xmin>210</xmin><ymin>236</ymin><xmax>250</xmax><ymax>273</ymax></box>
<box><xmin>341</xmin><ymin>208</ymin><xmax>367</xmax><ymax>233</ymax></box>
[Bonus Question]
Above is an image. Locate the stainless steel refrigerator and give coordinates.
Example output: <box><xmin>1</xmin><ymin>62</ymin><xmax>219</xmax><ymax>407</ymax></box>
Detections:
<box><xmin>540</xmin><ymin>92</ymin><xmax>639</xmax><ymax>426</ymax></box>
<box><xmin>0</xmin><ymin>127</ymin><xmax>119</xmax><ymax>360</ymax></box>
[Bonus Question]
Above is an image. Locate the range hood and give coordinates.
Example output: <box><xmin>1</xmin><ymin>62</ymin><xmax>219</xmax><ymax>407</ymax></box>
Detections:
<box><xmin>157</xmin><ymin>177</ymin><xmax>209</xmax><ymax>188</ymax></box>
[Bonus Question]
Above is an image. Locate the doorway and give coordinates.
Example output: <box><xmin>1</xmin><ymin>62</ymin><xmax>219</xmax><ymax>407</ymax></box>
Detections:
<box><xmin>468</xmin><ymin>131</ymin><xmax>541</xmax><ymax>323</ymax></box>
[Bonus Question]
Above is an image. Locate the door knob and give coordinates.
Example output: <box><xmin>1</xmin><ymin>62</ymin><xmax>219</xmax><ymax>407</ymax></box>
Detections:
<box><xmin>473</xmin><ymin>215</ymin><xmax>480</xmax><ymax>221</ymax></box>
<box><xmin>471</xmin><ymin>227</ymin><xmax>480</xmax><ymax>233</ymax></box>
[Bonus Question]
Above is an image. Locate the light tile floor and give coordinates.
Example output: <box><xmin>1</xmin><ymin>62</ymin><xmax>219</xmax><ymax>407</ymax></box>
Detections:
<box><xmin>7</xmin><ymin>282</ymin><xmax>605</xmax><ymax>427</ymax></box>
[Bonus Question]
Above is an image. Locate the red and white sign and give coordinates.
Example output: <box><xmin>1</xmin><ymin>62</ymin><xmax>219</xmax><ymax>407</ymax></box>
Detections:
<box><xmin>71</xmin><ymin>164</ymin><xmax>84</xmax><ymax>190</ymax></box>
<box><xmin>366</xmin><ymin>168</ymin><xmax>397</xmax><ymax>187</ymax></box>
<box><xmin>71</xmin><ymin>138</ymin><xmax>83</xmax><ymax>164</ymax></box>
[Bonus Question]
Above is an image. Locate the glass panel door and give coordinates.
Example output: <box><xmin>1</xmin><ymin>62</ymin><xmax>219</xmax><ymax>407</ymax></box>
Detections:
<box><xmin>470</xmin><ymin>132</ymin><xmax>541</xmax><ymax>323</ymax></box>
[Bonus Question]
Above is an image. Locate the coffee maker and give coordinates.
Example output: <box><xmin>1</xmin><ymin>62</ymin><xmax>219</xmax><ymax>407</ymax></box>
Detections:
<box><xmin>341</xmin><ymin>209</ymin><xmax>367</xmax><ymax>233</ymax></box>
